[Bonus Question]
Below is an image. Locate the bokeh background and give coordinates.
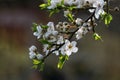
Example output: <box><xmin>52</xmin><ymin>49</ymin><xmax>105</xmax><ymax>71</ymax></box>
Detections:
<box><xmin>0</xmin><ymin>0</ymin><xmax>120</xmax><ymax>80</ymax></box>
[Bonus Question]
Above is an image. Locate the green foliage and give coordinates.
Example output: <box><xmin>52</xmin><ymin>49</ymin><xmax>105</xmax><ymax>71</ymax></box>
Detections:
<box><xmin>33</xmin><ymin>59</ymin><xmax>41</xmax><ymax>65</ymax></box>
<box><xmin>101</xmin><ymin>12</ymin><xmax>113</xmax><ymax>25</ymax></box>
<box><xmin>67</xmin><ymin>12</ymin><xmax>74</xmax><ymax>22</ymax></box>
<box><xmin>93</xmin><ymin>33</ymin><xmax>102</xmax><ymax>41</ymax></box>
<box><xmin>57</xmin><ymin>55</ymin><xmax>69</xmax><ymax>69</ymax></box>
<box><xmin>41</xmin><ymin>25</ymin><xmax>48</xmax><ymax>29</ymax></box>
<box><xmin>39</xmin><ymin>0</ymin><xmax>51</xmax><ymax>9</ymax></box>
<box><xmin>67</xmin><ymin>6</ymin><xmax>77</xmax><ymax>11</ymax></box>
<box><xmin>32</xmin><ymin>59</ymin><xmax>44</xmax><ymax>71</ymax></box>
<box><xmin>39</xmin><ymin>39</ymin><xmax>52</xmax><ymax>45</ymax></box>
<box><xmin>39</xmin><ymin>4</ymin><xmax>48</xmax><ymax>9</ymax></box>
<box><xmin>49</xmin><ymin>9</ymin><xmax>60</xmax><ymax>17</ymax></box>
<box><xmin>32</xmin><ymin>23</ymin><xmax>38</xmax><ymax>32</ymax></box>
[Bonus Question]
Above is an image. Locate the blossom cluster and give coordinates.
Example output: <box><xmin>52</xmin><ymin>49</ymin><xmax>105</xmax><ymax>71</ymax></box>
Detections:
<box><xmin>48</xmin><ymin>0</ymin><xmax>105</xmax><ymax>19</ymax></box>
<box><xmin>29</xmin><ymin>0</ymin><xmax>113</xmax><ymax>70</ymax></box>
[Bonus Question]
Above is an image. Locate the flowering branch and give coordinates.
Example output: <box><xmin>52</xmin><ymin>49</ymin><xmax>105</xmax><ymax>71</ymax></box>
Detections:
<box><xmin>29</xmin><ymin>0</ymin><xmax>114</xmax><ymax>71</ymax></box>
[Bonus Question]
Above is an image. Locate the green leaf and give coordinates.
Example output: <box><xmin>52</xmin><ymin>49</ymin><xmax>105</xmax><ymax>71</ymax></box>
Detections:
<box><xmin>39</xmin><ymin>62</ymin><xmax>44</xmax><ymax>71</ymax></box>
<box><xmin>93</xmin><ymin>33</ymin><xmax>102</xmax><ymax>41</ymax></box>
<box><xmin>32</xmin><ymin>59</ymin><xmax>45</xmax><ymax>71</ymax></box>
<box><xmin>47</xmin><ymin>0</ymin><xmax>51</xmax><ymax>5</ymax></box>
<box><xmin>65</xmin><ymin>10</ymin><xmax>74</xmax><ymax>22</ymax></box>
<box><xmin>101</xmin><ymin>12</ymin><xmax>113</xmax><ymax>25</ymax></box>
<box><xmin>32</xmin><ymin>65</ymin><xmax>38</xmax><ymax>69</ymax></box>
<box><xmin>41</xmin><ymin>25</ymin><xmax>48</xmax><ymax>29</ymax></box>
<box><xmin>32</xmin><ymin>23</ymin><xmax>38</xmax><ymax>32</ymax></box>
<box><xmin>33</xmin><ymin>59</ymin><xmax>40</xmax><ymax>65</ymax></box>
<box><xmin>39</xmin><ymin>39</ymin><xmax>52</xmax><ymax>45</ymax></box>
<box><xmin>61</xmin><ymin>0</ymin><xmax>64</xmax><ymax>5</ymax></box>
<box><xmin>49</xmin><ymin>9</ymin><xmax>60</xmax><ymax>17</ymax></box>
<box><xmin>105</xmin><ymin>14</ymin><xmax>112</xmax><ymax>25</ymax></box>
<box><xmin>68</xmin><ymin>6</ymin><xmax>76</xmax><ymax>11</ymax></box>
<box><xmin>39</xmin><ymin>4</ymin><xmax>48</xmax><ymax>9</ymax></box>
<box><xmin>57</xmin><ymin>55</ymin><xmax>69</xmax><ymax>69</ymax></box>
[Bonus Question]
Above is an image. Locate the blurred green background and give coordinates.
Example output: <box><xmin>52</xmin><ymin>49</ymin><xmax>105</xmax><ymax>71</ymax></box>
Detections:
<box><xmin>0</xmin><ymin>0</ymin><xmax>120</xmax><ymax>80</ymax></box>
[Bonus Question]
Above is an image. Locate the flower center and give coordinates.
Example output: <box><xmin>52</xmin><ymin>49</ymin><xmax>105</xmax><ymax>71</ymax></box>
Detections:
<box><xmin>68</xmin><ymin>44</ymin><xmax>72</xmax><ymax>49</ymax></box>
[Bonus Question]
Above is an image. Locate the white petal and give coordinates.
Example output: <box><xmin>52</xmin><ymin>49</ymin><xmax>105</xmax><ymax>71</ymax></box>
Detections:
<box><xmin>53</xmin><ymin>51</ymin><xmax>59</xmax><ymax>56</ymax></box>
<box><xmin>52</xmin><ymin>31</ymin><xmax>58</xmax><ymax>36</ymax></box>
<box><xmin>66</xmin><ymin>50</ymin><xmax>72</xmax><ymax>56</ymax></box>
<box><xmin>71</xmin><ymin>41</ymin><xmax>77</xmax><ymax>47</ymax></box>
<box><xmin>36</xmin><ymin>54</ymin><xmax>43</xmax><ymax>60</ymax></box>
<box><xmin>72</xmin><ymin>47</ymin><xmax>78</xmax><ymax>53</ymax></box>
<box><xmin>29</xmin><ymin>52</ymin><xmax>36</xmax><ymax>59</ymax></box>
<box><xmin>29</xmin><ymin>45</ymin><xmax>37</xmax><ymax>52</ymax></box>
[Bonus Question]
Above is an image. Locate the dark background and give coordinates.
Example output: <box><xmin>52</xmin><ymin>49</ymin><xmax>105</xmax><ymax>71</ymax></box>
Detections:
<box><xmin>0</xmin><ymin>0</ymin><xmax>120</xmax><ymax>80</ymax></box>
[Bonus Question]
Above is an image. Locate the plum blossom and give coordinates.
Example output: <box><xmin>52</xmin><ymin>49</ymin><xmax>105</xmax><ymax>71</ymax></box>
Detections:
<box><xmin>44</xmin><ymin>22</ymin><xmax>58</xmax><ymax>38</ymax></box>
<box><xmin>29</xmin><ymin>45</ymin><xmax>37</xmax><ymax>59</ymax></box>
<box><xmin>29</xmin><ymin>45</ymin><xmax>43</xmax><ymax>60</ymax></box>
<box><xmin>64</xmin><ymin>0</ymin><xmax>84</xmax><ymax>8</ymax></box>
<box><xmin>36</xmin><ymin>54</ymin><xmax>43</xmax><ymax>60</ymax></box>
<box><xmin>29</xmin><ymin>45</ymin><xmax>37</xmax><ymax>52</ymax></box>
<box><xmin>75</xmin><ymin>18</ymin><xmax>83</xmax><ymax>25</ymax></box>
<box><xmin>48</xmin><ymin>35</ymin><xmax>57</xmax><ymax>42</ymax></box>
<box><xmin>43</xmin><ymin>44</ymin><xmax>49</xmax><ymax>55</ymax></box>
<box><xmin>47</xmin><ymin>0</ymin><xmax>62</xmax><ymax>9</ymax></box>
<box><xmin>56</xmin><ymin>22</ymin><xmax>70</xmax><ymax>32</ymax></box>
<box><xmin>57</xmin><ymin>35</ymin><xmax>64</xmax><ymax>44</ymax></box>
<box><xmin>88</xmin><ymin>0</ymin><xmax>105</xmax><ymax>19</ymax></box>
<box><xmin>33</xmin><ymin>25</ymin><xmax>43</xmax><ymax>39</ymax></box>
<box><xmin>76</xmin><ymin>25</ymin><xmax>88</xmax><ymax>40</ymax></box>
<box><xmin>53</xmin><ymin>51</ymin><xmax>59</xmax><ymax>56</ymax></box>
<box><xmin>60</xmin><ymin>40</ymin><xmax>78</xmax><ymax>56</ymax></box>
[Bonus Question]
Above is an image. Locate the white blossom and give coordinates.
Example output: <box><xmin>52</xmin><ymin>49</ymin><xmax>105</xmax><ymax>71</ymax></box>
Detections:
<box><xmin>75</xmin><ymin>18</ymin><xmax>83</xmax><ymax>25</ymax></box>
<box><xmin>94</xmin><ymin>0</ymin><xmax>105</xmax><ymax>19</ymax></box>
<box><xmin>29</xmin><ymin>45</ymin><xmax>37</xmax><ymax>52</ymax></box>
<box><xmin>29</xmin><ymin>52</ymin><xmax>36</xmax><ymax>59</ymax></box>
<box><xmin>47</xmin><ymin>0</ymin><xmax>62</xmax><ymax>9</ymax></box>
<box><xmin>88</xmin><ymin>0</ymin><xmax>105</xmax><ymax>19</ymax></box>
<box><xmin>44</xmin><ymin>22</ymin><xmax>58</xmax><ymax>38</ymax></box>
<box><xmin>53</xmin><ymin>51</ymin><xmax>59</xmax><ymax>56</ymax></box>
<box><xmin>57</xmin><ymin>35</ymin><xmax>64</xmax><ymax>44</ymax></box>
<box><xmin>29</xmin><ymin>45</ymin><xmax>37</xmax><ymax>59</ymax></box>
<box><xmin>43</xmin><ymin>44</ymin><xmax>49</xmax><ymax>55</ymax></box>
<box><xmin>64</xmin><ymin>0</ymin><xmax>83</xmax><ymax>8</ymax></box>
<box><xmin>60</xmin><ymin>40</ymin><xmax>78</xmax><ymax>56</ymax></box>
<box><xmin>76</xmin><ymin>26</ymin><xmax>88</xmax><ymax>40</ymax></box>
<box><xmin>33</xmin><ymin>25</ymin><xmax>43</xmax><ymax>39</ymax></box>
<box><xmin>48</xmin><ymin>36</ymin><xmax>57</xmax><ymax>42</ymax></box>
<box><xmin>36</xmin><ymin>54</ymin><xmax>43</xmax><ymax>60</ymax></box>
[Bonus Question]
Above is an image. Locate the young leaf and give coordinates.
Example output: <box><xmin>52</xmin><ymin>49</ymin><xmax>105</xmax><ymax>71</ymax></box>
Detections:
<box><xmin>33</xmin><ymin>59</ymin><xmax>40</xmax><ymax>65</ymax></box>
<box><xmin>93</xmin><ymin>33</ymin><xmax>102</xmax><ymax>41</ymax></box>
<box><xmin>105</xmin><ymin>13</ymin><xmax>113</xmax><ymax>25</ymax></box>
<box><xmin>57</xmin><ymin>55</ymin><xmax>69</xmax><ymax>69</ymax></box>
<box><xmin>32</xmin><ymin>65</ymin><xmax>38</xmax><ymax>69</ymax></box>
<box><xmin>101</xmin><ymin>12</ymin><xmax>113</xmax><ymax>25</ymax></box>
<box><xmin>39</xmin><ymin>62</ymin><xmax>44</xmax><ymax>71</ymax></box>
<box><xmin>47</xmin><ymin>0</ymin><xmax>51</xmax><ymax>5</ymax></box>
<box><xmin>49</xmin><ymin>9</ymin><xmax>60</xmax><ymax>17</ymax></box>
<box><xmin>41</xmin><ymin>25</ymin><xmax>48</xmax><ymax>29</ymax></box>
<box><xmin>67</xmin><ymin>13</ymin><xmax>74</xmax><ymax>22</ymax></box>
<box><xmin>39</xmin><ymin>39</ymin><xmax>52</xmax><ymax>45</ymax></box>
<box><xmin>32</xmin><ymin>23</ymin><xmax>38</xmax><ymax>32</ymax></box>
<box><xmin>39</xmin><ymin>4</ymin><xmax>48</xmax><ymax>9</ymax></box>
